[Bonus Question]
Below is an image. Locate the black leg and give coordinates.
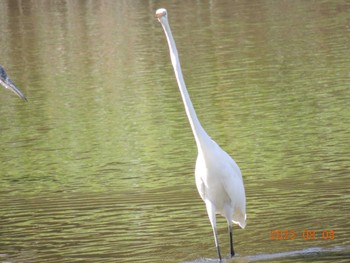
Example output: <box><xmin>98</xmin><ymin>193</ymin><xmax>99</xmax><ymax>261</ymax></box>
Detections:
<box><xmin>205</xmin><ymin>202</ymin><xmax>222</xmax><ymax>261</ymax></box>
<box><xmin>212</xmin><ymin>226</ymin><xmax>222</xmax><ymax>261</ymax></box>
<box><xmin>229</xmin><ymin>225</ymin><xmax>235</xmax><ymax>257</ymax></box>
<box><xmin>216</xmin><ymin>243</ymin><xmax>222</xmax><ymax>262</ymax></box>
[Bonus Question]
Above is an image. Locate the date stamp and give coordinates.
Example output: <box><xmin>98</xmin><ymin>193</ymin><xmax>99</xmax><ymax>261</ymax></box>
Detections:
<box><xmin>270</xmin><ymin>229</ymin><xmax>335</xmax><ymax>240</ymax></box>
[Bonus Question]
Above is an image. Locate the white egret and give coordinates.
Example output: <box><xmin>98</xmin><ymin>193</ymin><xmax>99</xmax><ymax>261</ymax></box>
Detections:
<box><xmin>0</xmin><ymin>65</ymin><xmax>27</xmax><ymax>101</ymax></box>
<box><xmin>155</xmin><ymin>8</ymin><xmax>246</xmax><ymax>261</ymax></box>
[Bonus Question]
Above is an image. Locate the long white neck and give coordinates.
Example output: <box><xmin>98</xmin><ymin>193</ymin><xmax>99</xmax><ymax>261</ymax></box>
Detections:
<box><xmin>159</xmin><ymin>16</ymin><xmax>210</xmax><ymax>149</ymax></box>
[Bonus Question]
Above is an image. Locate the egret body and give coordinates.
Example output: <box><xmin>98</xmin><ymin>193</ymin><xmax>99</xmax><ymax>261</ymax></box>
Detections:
<box><xmin>155</xmin><ymin>8</ymin><xmax>246</xmax><ymax>261</ymax></box>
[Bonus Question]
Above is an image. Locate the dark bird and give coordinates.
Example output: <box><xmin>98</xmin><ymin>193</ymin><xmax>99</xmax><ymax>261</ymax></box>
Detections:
<box><xmin>0</xmin><ymin>65</ymin><xmax>27</xmax><ymax>101</ymax></box>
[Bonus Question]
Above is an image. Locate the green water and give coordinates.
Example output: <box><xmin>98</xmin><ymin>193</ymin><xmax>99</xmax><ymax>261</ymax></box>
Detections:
<box><xmin>0</xmin><ymin>1</ymin><xmax>349</xmax><ymax>262</ymax></box>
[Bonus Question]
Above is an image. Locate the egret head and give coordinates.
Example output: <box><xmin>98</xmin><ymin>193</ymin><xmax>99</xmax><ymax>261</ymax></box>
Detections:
<box><xmin>0</xmin><ymin>65</ymin><xmax>27</xmax><ymax>101</ymax></box>
<box><xmin>155</xmin><ymin>8</ymin><xmax>168</xmax><ymax>22</ymax></box>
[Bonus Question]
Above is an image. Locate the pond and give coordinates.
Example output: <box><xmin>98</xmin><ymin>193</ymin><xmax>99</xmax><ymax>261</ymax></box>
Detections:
<box><xmin>0</xmin><ymin>1</ymin><xmax>349</xmax><ymax>262</ymax></box>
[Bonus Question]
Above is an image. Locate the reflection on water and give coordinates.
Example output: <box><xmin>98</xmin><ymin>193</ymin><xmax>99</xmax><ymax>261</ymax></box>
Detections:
<box><xmin>0</xmin><ymin>1</ymin><xmax>349</xmax><ymax>262</ymax></box>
